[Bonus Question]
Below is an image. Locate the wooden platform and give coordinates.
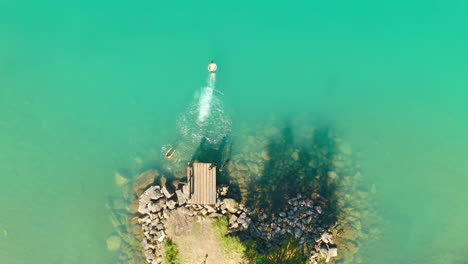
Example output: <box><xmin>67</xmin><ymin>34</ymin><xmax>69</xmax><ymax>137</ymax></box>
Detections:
<box><xmin>187</xmin><ymin>162</ymin><xmax>216</xmax><ymax>205</ymax></box>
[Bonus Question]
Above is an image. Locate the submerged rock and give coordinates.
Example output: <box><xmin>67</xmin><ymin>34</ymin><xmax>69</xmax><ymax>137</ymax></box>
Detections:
<box><xmin>134</xmin><ymin>170</ymin><xmax>159</xmax><ymax>195</ymax></box>
<box><xmin>115</xmin><ymin>172</ymin><xmax>129</xmax><ymax>187</ymax></box>
<box><xmin>106</xmin><ymin>235</ymin><xmax>122</xmax><ymax>251</ymax></box>
<box><xmin>261</xmin><ymin>150</ymin><xmax>271</xmax><ymax>161</ymax></box>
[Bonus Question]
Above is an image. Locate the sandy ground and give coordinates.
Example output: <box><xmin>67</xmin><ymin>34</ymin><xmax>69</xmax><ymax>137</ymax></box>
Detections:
<box><xmin>165</xmin><ymin>208</ymin><xmax>243</xmax><ymax>264</ymax></box>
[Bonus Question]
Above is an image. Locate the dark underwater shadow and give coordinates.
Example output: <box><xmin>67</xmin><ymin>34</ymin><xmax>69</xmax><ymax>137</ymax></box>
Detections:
<box><xmin>243</xmin><ymin>119</ymin><xmax>340</xmax><ymax>226</ymax></box>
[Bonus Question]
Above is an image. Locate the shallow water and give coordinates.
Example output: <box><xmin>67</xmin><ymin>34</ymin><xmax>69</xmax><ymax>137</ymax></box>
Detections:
<box><xmin>1</xmin><ymin>1</ymin><xmax>467</xmax><ymax>263</ymax></box>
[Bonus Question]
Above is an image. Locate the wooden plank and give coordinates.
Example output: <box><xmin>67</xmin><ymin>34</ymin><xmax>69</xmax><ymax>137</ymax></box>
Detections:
<box><xmin>189</xmin><ymin>162</ymin><xmax>216</xmax><ymax>205</ymax></box>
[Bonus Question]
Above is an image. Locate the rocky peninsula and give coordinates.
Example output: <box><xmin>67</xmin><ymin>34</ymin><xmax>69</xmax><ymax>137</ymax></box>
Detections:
<box><xmin>105</xmin><ymin>120</ymin><xmax>380</xmax><ymax>264</ymax></box>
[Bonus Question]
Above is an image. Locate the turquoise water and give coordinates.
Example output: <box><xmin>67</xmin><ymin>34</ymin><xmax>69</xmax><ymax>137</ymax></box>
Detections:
<box><xmin>1</xmin><ymin>1</ymin><xmax>467</xmax><ymax>263</ymax></box>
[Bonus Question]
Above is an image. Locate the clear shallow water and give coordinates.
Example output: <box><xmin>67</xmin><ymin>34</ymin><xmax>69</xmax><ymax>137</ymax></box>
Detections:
<box><xmin>1</xmin><ymin>1</ymin><xmax>467</xmax><ymax>263</ymax></box>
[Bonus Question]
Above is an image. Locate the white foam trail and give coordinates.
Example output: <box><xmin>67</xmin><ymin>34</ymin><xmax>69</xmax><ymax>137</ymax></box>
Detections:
<box><xmin>197</xmin><ymin>74</ymin><xmax>216</xmax><ymax>123</ymax></box>
<box><xmin>176</xmin><ymin>71</ymin><xmax>230</xmax><ymax>146</ymax></box>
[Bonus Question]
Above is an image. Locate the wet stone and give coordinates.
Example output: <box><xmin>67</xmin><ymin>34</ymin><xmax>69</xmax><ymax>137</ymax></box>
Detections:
<box><xmin>166</xmin><ymin>200</ymin><xmax>176</xmax><ymax>210</ymax></box>
<box><xmin>175</xmin><ymin>190</ymin><xmax>186</xmax><ymax>205</ymax></box>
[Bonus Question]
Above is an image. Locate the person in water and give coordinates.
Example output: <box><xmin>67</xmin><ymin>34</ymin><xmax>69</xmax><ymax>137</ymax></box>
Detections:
<box><xmin>208</xmin><ymin>61</ymin><xmax>217</xmax><ymax>73</ymax></box>
<box><xmin>165</xmin><ymin>147</ymin><xmax>176</xmax><ymax>159</ymax></box>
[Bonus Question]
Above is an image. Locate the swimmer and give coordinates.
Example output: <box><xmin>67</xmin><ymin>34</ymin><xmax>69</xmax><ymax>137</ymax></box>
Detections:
<box><xmin>208</xmin><ymin>61</ymin><xmax>217</xmax><ymax>72</ymax></box>
<box><xmin>165</xmin><ymin>148</ymin><xmax>176</xmax><ymax>159</ymax></box>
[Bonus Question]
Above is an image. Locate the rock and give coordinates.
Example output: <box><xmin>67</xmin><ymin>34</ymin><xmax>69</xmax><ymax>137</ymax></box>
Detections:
<box><xmin>204</xmin><ymin>205</ymin><xmax>216</xmax><ymax>213</ymax></box>
<box><xmin>236</xmin><ymin>163</ymin><xmax>248</xmax><ymax>171</ymax></box>
<box><xmin>223</xmin><ymin>198</ymin><xmax>238</xmax><ymax>213</ymax></box>
<box><xmin>294</xmin><ymin>228</ymin><xmax>302</xmax><ymax>238</ymax></box>
<box><xmin>208</xmin><ymin>213</ymin><xmax>222</xmax><ymax>218</ymax></box>
<box><xmin>261</xmin><ymin>150</ymin><xmax>271</xmax><ymax>160</ymax></box>
<box><xmin>147</xmin><ymin>199</ymin><xmax>166</xmax><ymax>213</ymax></box>
<box><xmin>321</xmin><ymin>232</ymin><xmax>334</xmax><ymax>244</ymax></box>
<box><xmin>161</xmin><ymin>184</ymin><xmax>174</xmax><ymax>198</ymax></box>
<box><xmin>292</xmin><ymin>151</ymin><xmax>299</xmax><ymax>161</ymax></box>
<box><xmin>129</xmin><ymin>199</ymin><xmax>139</xmax><ymax>214</ymax></box>
<box><xmin>134</xmin><ymin>170</ymin><xmax>159</xmax><ymax>194</ymax></box>
<box><xmin>182</xmin><ymin>184</ymin><xmax>190</xmax><ymax>200</ymax></box>
<box><xmin>157</xmin><ymin>234</ymin><xmax>165</xmax><ymax>242</ymax></box>
<box><xmin>106</xmin><ymin>235</ymin><xmax>121</xmax><ymax>251</ymax></box>
<box><xmin>160</xmin><ymin>176</ymin><xmax>167</xmax><ymax>186</ymax></box>
<box><xmin>115</xmin><ymin>172</ymin><xmax>129</xmax><ymax>187</ymax></box>
<box><xmin>229</xmin><ymin>214</ymin><xmax>238</xmax><ymax>225</ymax></box>
<box><xmin>146</xmin><ymin>186</ymin><xmax>164</xmax><ymax>200</ymax></box>
<box><xmin>327</xmin><ymin>171</ymin><xmax>338</xmax><ymax>180</ymax></box>
<box><xmin>319</xmin><ymin>244</ymin><xmax>329</xmax><ymax>259</ymax></box>
<box><xmin>279</xmin><ymin>212</ymin><xmax>286</xmax><ymax>218</ymax></box>
<box><xmin>218</xmin><ymin>185</ymin><xmax>229</xmax><ymax>196</ymax></box>
<box><xmin>326</xmin><ymin>246</ymin><xmax>338</xmax><ymax>262</ymax></box>
<box><xmin>315</xmin><ymin>206</ymin><xmax>322</xmax><ymax>214</ymax></box>
<box><xmin>175</xmin><ymin>190</ymin><xmax>187</xmax><ymax>205</ymax></box>
<box><xmin>200</xmin><ymin>208</ymin><xmax>208</xmax><ymax>216</ymax></box>
<box><xmin>166</xmin><ymin>200</ymin><xmax>176</xmax><ymax>210</ymax></box>
<box><xmin>338</xmin><ymin>141</ymin><xmax>352</xmax><ymax>155</ymax></box>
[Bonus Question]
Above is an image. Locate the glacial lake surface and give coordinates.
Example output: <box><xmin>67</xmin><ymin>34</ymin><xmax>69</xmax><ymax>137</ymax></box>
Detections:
<box><xmin>0</xmin><ymin>1</ymin><xmax>467</xmax><ymax>263</ymax></box>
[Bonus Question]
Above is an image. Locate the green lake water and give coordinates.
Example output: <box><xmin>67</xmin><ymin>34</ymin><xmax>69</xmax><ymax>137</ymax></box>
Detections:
<box><xmin>1</xmin><ymin>1</ymin><xmax>467</xmax><ymax>263</ymax></box>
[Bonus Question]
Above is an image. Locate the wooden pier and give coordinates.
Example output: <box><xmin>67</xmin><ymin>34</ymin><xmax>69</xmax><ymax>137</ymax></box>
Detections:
<box><xmin>187</xmin><ymin>162</ymin><xmax>216</xmax><ymax>205</ymax></box>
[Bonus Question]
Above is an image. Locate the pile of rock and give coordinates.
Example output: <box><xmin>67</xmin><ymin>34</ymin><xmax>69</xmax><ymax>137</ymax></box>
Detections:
<box><xmin>137</xmin><ymin>183</ymin><xmax>242</xmax><ymax>264</ymax></box>
<box><xmin>137</xmin><ymin>179</ymin><xmax>338</xmax><ymax>264</ymax></box>
<box><xmin>236</xmin><ymin>193</ymin><xmax>339</xmax><ymax>263</ymax></box>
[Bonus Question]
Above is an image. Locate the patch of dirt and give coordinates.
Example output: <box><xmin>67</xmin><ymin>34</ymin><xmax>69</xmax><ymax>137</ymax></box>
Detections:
<box><xmin>165</xmin><ymin>208</ymin><xmax>243</xmax><ymax>264</ymax></box>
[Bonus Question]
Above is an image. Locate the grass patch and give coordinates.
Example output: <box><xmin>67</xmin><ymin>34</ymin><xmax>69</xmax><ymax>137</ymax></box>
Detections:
<box><xmin>163</xmin><ymin>238</ymin><xmax>180</xmax><ymax>264</ymax></box>
<box><xmin>243</xmin><ymin>236</ymin><xmax>309</xmax><ymax>264</ymax></box>
<box><xmin>211</xmin><ymin>216</ymin><xmax>247</xmax><ymax>258</ymax></box>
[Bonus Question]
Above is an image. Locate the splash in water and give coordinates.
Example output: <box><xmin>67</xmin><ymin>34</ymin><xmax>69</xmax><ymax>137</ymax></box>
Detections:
<box><xmin>177</xmin><ymin>69</ymin><xmax>231</xmax><ymax>145</ymax></box>
<box><xmin>197</xmin><ymin>80</ymin><xmax>215</xmax><ymax>124</ymax></box>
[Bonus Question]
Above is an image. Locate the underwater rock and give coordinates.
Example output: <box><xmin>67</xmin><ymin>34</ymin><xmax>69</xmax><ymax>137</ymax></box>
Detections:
<box><xmin>106</xmin><ymin>235</ymin><xmax>122</xmax><ymax>251</ymax></box>
<box><xmin>223</xmin><ymin>198</ymin><xmax>239</xmax><ymax>213</ymax></box>
<box><xmin>129</xmin><ymin>199</ymin><xmax>139</xmax><ymax>214</ymax></box>
<box><xmin>236</xmin><ymin>163</ymin><xmax>249</xmax><ymax>171</ymax></box>
<box><xmin>115</xmin><ymin>172</ymin><xmax>129</xmax><ymax>187</ymax></box>
<box><xmin>338</xmin><ymin>141</ymin><xmax>352</xmax><ymax>155</ymax></box>
<box><xmin>328</xmin><ymin>171</ymin><xmax>338</xmax><ymax>180</ymax></box>
<box><xmin>292</xmin><ymin>151</ymin><xmax>299</xmax><ymax>161</ymax></box>
<box><xmin>261</xmin><ymin>150</ymin><xmax>271</xmax><ymax>161</ymax></box>
<box><xmin>134</xmin><ymin>170</ymin><xmax>159</xmax><ymax>195</ymax></box>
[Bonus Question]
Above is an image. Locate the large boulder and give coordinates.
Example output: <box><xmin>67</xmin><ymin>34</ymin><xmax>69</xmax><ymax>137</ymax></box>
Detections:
<box><xmin>223</xmin><ymin>198</ymin><xmax>238</xmax><ymax>213</ymax></box>
<box><xmin>133</xmin><ymin>170</ymin><xmax>159</xmax><ymax>195</ymax></box>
